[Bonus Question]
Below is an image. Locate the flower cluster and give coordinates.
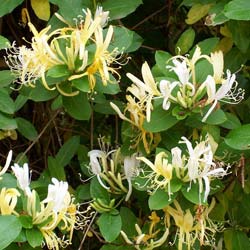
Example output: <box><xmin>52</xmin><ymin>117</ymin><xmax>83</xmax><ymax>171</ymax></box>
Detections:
<box><xmin>138</xmin><ymin>135</ymin><xmax>228</xmax><ymax>203</ymax></box>
<box><xmin>88</xmin><ymin>144</ymin><xmax>140</xmax><ymax>204</ymax></box>
<box><xmin>0</xmin><ymin>151</ymin><xmax>85</xmax><ymax>250</ymax></box>
<box><xmin>5</xmin><ymin>7</ymin><xmax>123</xmax><ymax>95</ymax></box>
<box><xmin>111</xmin><ymin>47</ymin><xmax>244</xmax><ymax>153</ymax></box>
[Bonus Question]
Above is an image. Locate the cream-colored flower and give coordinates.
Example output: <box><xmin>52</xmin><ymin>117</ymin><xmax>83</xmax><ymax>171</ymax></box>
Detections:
<box><xmin>0</xmin><ymin>187</ymin><xmax>20</xmax><ymax>215</ymax></box>
<box><xmin>127</xmin><ymin>61</ymin><xmax>161</xmax><ymax>122</ymax></box>
<box><xmin>11</xmin><ymin>162</ymin><xmax>32</xmax><ymax>196</ymax></box>
<box><xmin>0</xmin><ymin>150</ymin><xmax>12</xmax><ymax>179</ymax></box>
<box><xmin>180</xmin><ymin>136</ymin><xmax>228</xmax><ymax>202</ymax></box>
<box><xmin>137</xmin><ymin>151</ymin><xmax>173</xmax><ymax>197</ymax></box>
<box><xmin>202</xmin><ymin>71</ymin><xmax>245</xmax><ymax>122</ymax></box>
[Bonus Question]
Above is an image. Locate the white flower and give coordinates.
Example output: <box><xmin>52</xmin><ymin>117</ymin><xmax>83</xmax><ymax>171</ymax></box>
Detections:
<box><xmin>11</xmin><ymin>163</ymin><xmax>32</xmax><ymax>196</ymax></box>
<box><xmin>202</xmin><ymin>71</ymin><xmax>245</xmax><ymax>122</ymax></box>
<box><xmin>159</xmin><ymin>80</ymin><xmax>178</xmax><ymax>110</ymax></box>
<box><xmin>180</xmin><ymin>137</ymin><xmax>228</xmax><ymax>202</ymax></box>
<box><xmin>88</xmin><ymin>149</ymin><xmax>110</xmax><ymax>189</ymax></box>
<box><xmin>123</xmin><ymin>154</ymin><xmax>140</xmax><ymax>201</ymax></box>
<box><xmin>42</xmin><ymin>178</ymin><xmax>70</xmax><ymax>213</ymax></box>
<box><xmin>0</xmin><ymin>150</ymin><xmax>12</xmax><ymax>179</ymax></box>
<box><xmin>94</xmin><ymin>6</ymin><xmax>109</xmax><ymax>27</ymax></box>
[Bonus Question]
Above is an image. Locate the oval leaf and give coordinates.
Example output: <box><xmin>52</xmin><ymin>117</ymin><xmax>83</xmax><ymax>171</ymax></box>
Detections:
<box><xmin>30</xmin><ymin>0</ymin><xmax>50</xmax><ymax>21</ymax></box>
<box><xmin>16</xmin><ymin>117</ymin><xmax>38</xmax><ymax>141</ymax></box>
<box><xmin>98</xmin><ymin>211</ymin><xmax>122</xmax><ymax>242</ymax></box>
<box><xmin>149</xmin><ymin>189</ymin><xmax>176</xmax><ymax>210</ymax></box>
<box><xmin>225</xmin><ymin>124</ymin><xmax>250</xmax><ymax>150</ymax></box>
<box><xmin>0</xmin><ymin>215</ymin><xmax>22</xmax><ymax>250</ymax></box>
<box><xmin>224</xmin><ymin>0</ymin><xmax>250</xmax><ymax>21</ymax></box>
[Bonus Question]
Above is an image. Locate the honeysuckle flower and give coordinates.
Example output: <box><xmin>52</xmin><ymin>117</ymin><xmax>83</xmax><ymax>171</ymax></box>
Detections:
<box><xmin>88</xmin><ymin>149</ymin><xmax>110</xmax><ymax>189</ymax></box>
<box><xmin>42</xmin><ymin>178</ymin><xmax>71</xmax><ymax>213</ymax></box>
<box><xmin>0</xmin><ymin>150</ymin><xmax>12</xmax><ymax>179</ymax></box>
<box><xmin>202</xmin><ymin>71</ymin><xmax>245</xmax><ymax>122</ymax></box>
<box><xmin>127</xmin><ymin>61</ymin><xmax>161</xmax><ymax>122</ymax></box>
<box><xmin>137</xmin><ymin>151</ymin><xmax>173</xmax><ymax>197</ymax></box>
<box><xmin>0</xmin><ymin>187</ymin><xmax>20</xmax><ymax>215</ymax></box>
<box><xmin>121</xmin><ymin>222</ymin><xmax>169</xmax><ymax>250</ymax></box>
<box><xmin>110</xmin><ymin>97</ymin><xmax>156</xmax><ymax>154</ymax></box>
<box><xmin>123</xmin><ymin>154</ymin><xmax>140</xmax><ymax>201</ymax></box>
<box><xmin>159</xmin><ymin>80</ymin><xmax>178</xmax><ymax>110</ymax></box>
<box><xmin>94</xmin><ymin>6</ymin><xmax>109</xmax><ymax>27</ymax></box>
<box><xmin>180</xmin><ymin>136</ymin><xmax>228</xmax><ymax>202</ymax></box>
<box><xmin>165</xmin><ymin>199</ymin><xmax>221</xmax><ymax>250</ymax></box>
<box><xmin>165</xmin><ymin>200</ymin><xmax>196</xmax><ymax>250</ymax></box>
<box><xmin>69</xmin><ymin>24</ymin><xmax>122</xmax><ymax>91</ymax></box>
<box><xmin>11</xmin><ymin>162</ymin><xmax>32</xmax><ymax>196</ymax></box>
<box><xmin>29</xmin><ymin>178</ymin><xmax>79</xmax><ymax>250</ymax></box>
<box><xmin>210</xmin><ymin>50</ymin><xmax>224</xmax><ymax>83</ymax></box>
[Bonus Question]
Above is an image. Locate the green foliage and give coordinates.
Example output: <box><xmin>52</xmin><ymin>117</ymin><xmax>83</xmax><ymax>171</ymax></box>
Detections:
<box><xmin>97</xmin><ymin>210</ymin><xmax>122</xmax><ymax>242</ymax></box>
<box><xmin>0</xmin><ymin>215</ymin><xmax>22</xmax><ymax>250</ymax></box>
<box><xmin>0</xmin><ymin>0</ymin><xmax>250</xmax><ymax>249</ymax></box>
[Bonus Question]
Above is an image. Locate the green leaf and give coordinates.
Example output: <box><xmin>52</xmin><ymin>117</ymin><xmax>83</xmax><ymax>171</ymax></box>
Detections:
<box><xmin>181</xmin><ymin>182</ymin><xmax>207</xmax><ymax>205</ymax></box>
<box><xmin>225</xmin><ymin>124</ymin><xmax>250</xmax><ymax>150</ymax></box>
<box><xmin>48</xmin><ymin>156</ymin><xmax>66</xmax><ymax>180</ymax></box>
<box><xmin>102</xmin><ymin>0</ymin><xmax>142</xmax><ymax>20</ymax></box>
<box><xmin>20</xmin><ymin>81</ymin><xmax>58</xmax><ymax>102</ymax></box>
<box><xmin>0</xmin><ymin>173</ymin><xmax>17</xmax><ymax>189</ymax></box>
<box><xmin>0</xmin><ymin>113</ymin><xmax>17</xmax><ymax>130</ymax></box>
<box><xmin>192</xmin><ymin>37</ymin><xmax>220</xmax><ymax>55</ymax></box>
<box><xmin>224</xmin><ymin>0</ymin><xmax>250</xmax><ymax>20</ymax></box>
<box><xmin>0</xmin><ymin>89</ymin><xmax>15</xmax><ymax>114</ymax></box>
<box><xmin>204</xmin><ymin>108</ymin><xmax>227</xmax><ymax>125</ymax></box>
<box><xmin>224</xmin><ymin>229</ymin><xmax>250</xmax><ymax>250</ymax></box>
<box><xmin>75</xmin><ymin>184</ymin><xmax>91</xmax><ymax>202</ymax></box>
<box><xmin>47</xmin><ymin>65</ymin><xmax>71</xmax><ymax>78</ymax></box>
<box><xmin>0</xmin><ymin>35</ymin><xmax>10</xmax><ymax>49</ymax></box>
<box><xmin>19</xmin><ymin>215</ymin><xmax>33</xmax><ymax>229</ymax></box>
<box><xmin>49</xmin><ymin>0</ymin><xmax>89</xmax><ymax>24</ymax></box>
<box><xmin>90</xmin><ymin>177</ymin><xmax>110</xmax><ymax>201</ymax></box>
<box><xmin>26</xmin><ymin>228</ymin><xmax>43</xmax><ymax>248</ymax></box>
<box><xmin>98</xmin><ymin>211</ymin><xmax>122</xmax><ymax>242</ymax></box>
<box><xmin>220</xmin><ymin>112</ymin><xmax>241</xmax><ymax>129</ymax></box>
<box><xmin>95</xmin><ymin>77</ymin><xmax>120</xmax><ymax>95</ymax></box>
<box><xmin>111</xmin><ymin>26</ymin><xmax>143</xmax><ymax>53</ymax></box>
<box><xmin>0</xmin><ymin>70</ymin><xmax>15</xmax><ymax>87</ymax></box>
<box><xmin>62</xmin><ymin>92</ymin><xmax>91</xmax><ymax>120</ymax></box>
<box><xmin>148</xmin><ymin>189</ymin><xmax>176</xmax><ymax>210</ymax></box>
<box><xmin>0</xmin><ymin>215</ymin><xmax>22</xmax><ymax>250</ymax></box>
<box><xmin>16</xmin><ymin>117</ymin><xmax>38</xmax><ymax>141</ymax></box>
<box><xmin>0</xmin><ymin>0</ymin><xmax>24</xmax><ymax>17</ymax></box>
<box><xmin>120</xmin><ymin>207</ymin><xmax>137</xmax><ymax>237</ymax></box>
<box><xmin>143</xmin><ymin>106</ymin><xmax>178</xmax><ymax>132</ymax></box>
<box><xmin>175</xmin><ymin>28</ymin><xmax>196</xmax><ymax>54</ymax></box>
<box><xmin>153</xmin><ymin>50</ymin><xmax>173</xmax><ymax>77</ymax></box>
<box><xmin>14</xmin><ymin>95</ymin><xmax>28</xmax><ymax>112</ymax></box>
<box><xmin>228</xmin><ymin>20</ymin><xmax>250</xmax><ymax>53</ymax></box>
<box><xmin>72</xmin><ymin>76</ymin><xmax>90</xmax><ymax>92</ymax></box>
<box><xmin>55</xmin><ymin>135</ymin><xmax>80</xmax><ymax>168</ymax></box>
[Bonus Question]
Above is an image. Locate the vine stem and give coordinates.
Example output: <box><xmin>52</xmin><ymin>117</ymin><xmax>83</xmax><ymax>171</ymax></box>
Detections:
<box><xmin>78</xmin><ymin>211</ymin><xmax>98</xmax><ymax>250</ymax></box>
<box><xmin>17</xmin><ymin>109</ymin><xmax>61</xmax><ymax>164</ymax></box>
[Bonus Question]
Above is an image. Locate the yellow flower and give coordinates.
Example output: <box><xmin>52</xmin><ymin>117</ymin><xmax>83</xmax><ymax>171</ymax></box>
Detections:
<box><xmin>164</xmin><ymin>200</ymin><xmax>197</xmax><ymax>250</ymax></box>
<box><xmin>137</xmin><ymin>152</ymin><xmax>173</xmax><ymax>196</ymax></box>
<box><xmin>127</xmin><ymin>61</ymin><xmax>161</xmax><ymax>122</ymax></box>
<box><xmin>111</xmin><ymin>96</ymin><xmax>156</xmax><ymax>154</ymax></box>
<box><xmin>164</xmin><ymin>199</ymin><xmax>220</xmax><ymax>250</ymax></box>
<box><xmin>0</xmin><ymin>187</ymin><xmax>20</xmax><ymax>215</ymax></box>
<box><xmin>69</xmin><ymin>25</ymin><xmax>121</xmax><ymax>91</ymax></box>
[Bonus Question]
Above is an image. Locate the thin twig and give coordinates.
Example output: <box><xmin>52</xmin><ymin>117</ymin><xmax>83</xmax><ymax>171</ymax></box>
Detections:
<box><xmin>78</xmin><ymin>211</ymin><xmax>98</xmax><ymax>250</ymax></box>
<box><xmin>17</xmin><ymin>109</ymin><xmax>61</xmax><ymax>164</ymax></box>
<box><xmin>131</xmin><ymin>5</ymin><xmax>168</xmax><ymax>30</ymax></box>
